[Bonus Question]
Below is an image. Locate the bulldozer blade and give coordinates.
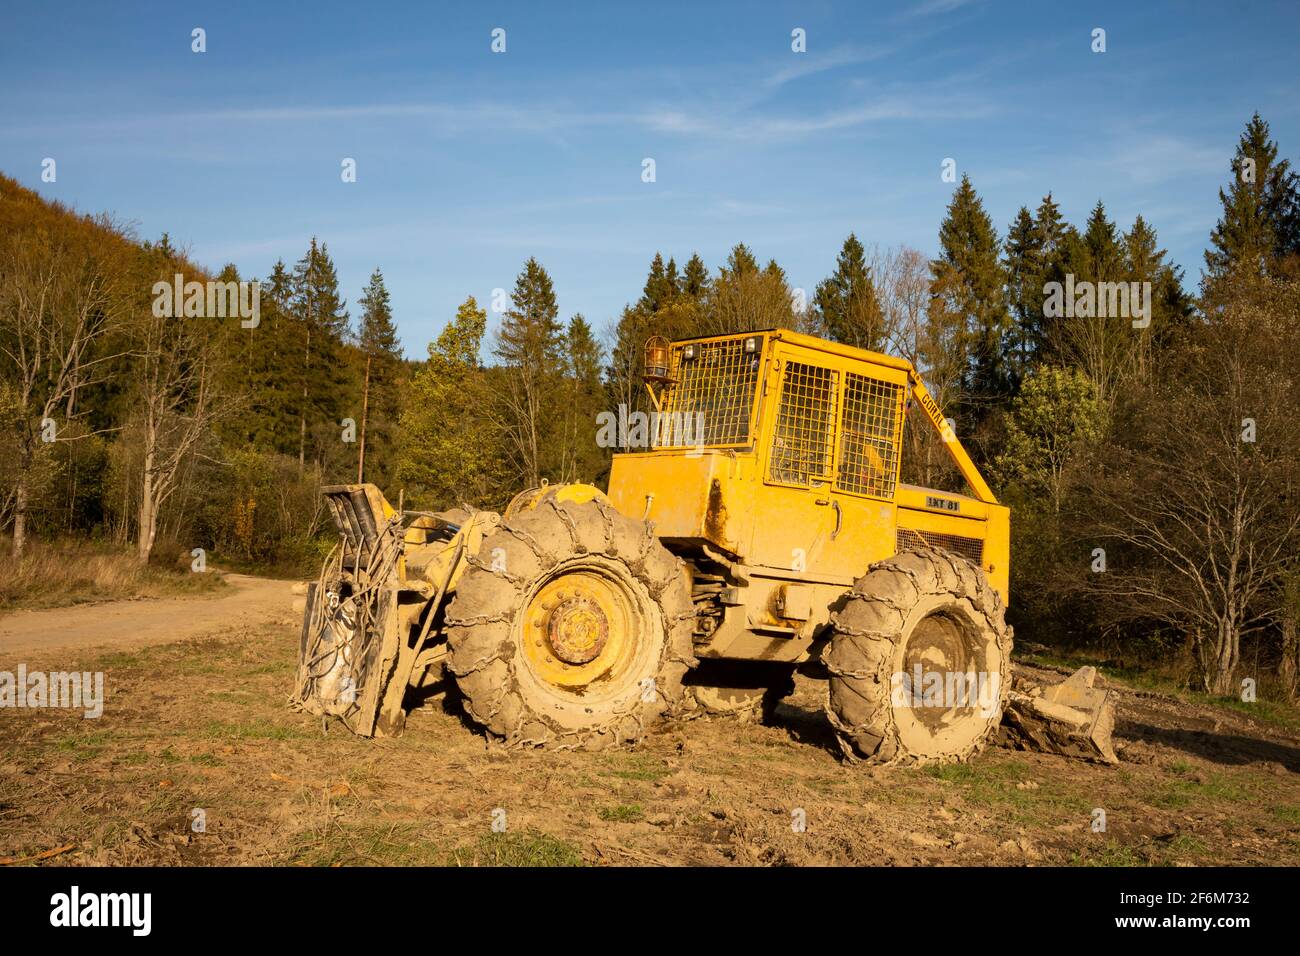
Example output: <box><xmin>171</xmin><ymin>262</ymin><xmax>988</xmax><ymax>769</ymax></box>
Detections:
<box><xmin>1002</xmin><ymin>666</ymin><xmax>1119</xmax><ymax>765</ymax></box>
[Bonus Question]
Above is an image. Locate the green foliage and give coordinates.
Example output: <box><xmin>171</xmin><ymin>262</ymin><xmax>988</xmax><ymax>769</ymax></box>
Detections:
<box><xmin>995</xmin><ymin>366</ymin><xmax>1104</xmax><ymax>514</ymax></box>
<box><xmin>356</xmin><ymin>268</ymin><xmax>404</xmax><ymax>486</ymax></box>
<box><xmin>1205</xmin><ymin>112</ymin><xmax>1300</xmax><ymax>286</ymax></box>
<box><xmin>288</xmin><ymin>238</ymin><xmax>353</xmax><ymax>476</ymax></box>
<box><xmin>995</xmin><ymin>367</ymin><xmax>1104</xmax><ymax>642</ymax></box>
<box><xmin>397</xmin><ymin>296</ymin><xmax>503</xmax><ymax>509</ymax></box>
<box><xmin>561</xmin><ymin>314</ymin><xmax>610</xmax><ymax>484</ymax></box>
<box><xmin>931</xmin><ymin>174</ymin><xmax>1010</xmax><ymax>412</ymax></box>
<box><xmin>704</xmin><ymin>244</ymin><xmax>796</xmax><ymax>335</ymax></box>
<box><xmin>4</xmin><ymin>110</ymin><xmax>1300</xmax><ymax>697</ymax></box>
<box><xmin>1002</xmin><ymin>205</ymin><xmax>1040</xmax><ymax>386</ymax></box>
<box><xmin>815</xmin><ymin>233</ymin><xmax>886</xmax><ymax>351</ymax></box>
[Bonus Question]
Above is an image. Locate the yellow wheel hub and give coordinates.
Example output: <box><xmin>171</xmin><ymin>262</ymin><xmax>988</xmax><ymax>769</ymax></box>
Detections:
<box><xmin>522</xmin><ymin>570</ymin><xmax>635</xmax><ymax>690</ymax></box>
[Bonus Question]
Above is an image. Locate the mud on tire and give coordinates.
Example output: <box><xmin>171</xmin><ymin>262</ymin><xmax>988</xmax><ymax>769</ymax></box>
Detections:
<box><xmin>823</xmin><ymin>547</ymin><xmax>1012</xmax><ymax>766</ymax></box>
<box><xmin>444</xmin><ymin>495</ymin><xmax>695</xmax><ymax>750</ymax></box>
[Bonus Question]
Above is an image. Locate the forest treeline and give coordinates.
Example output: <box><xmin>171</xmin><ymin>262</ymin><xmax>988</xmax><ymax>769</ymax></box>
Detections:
<box><xmin>2</xmin><ymin>112</ymin><xmax>1298</xmax><ymax>698</ymax></box>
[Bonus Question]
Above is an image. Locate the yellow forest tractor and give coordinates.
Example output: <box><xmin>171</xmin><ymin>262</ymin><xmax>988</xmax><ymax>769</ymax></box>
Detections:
<box><xmin>293</xmin><ymin>328</ymin><xmax>1114</xmax><ymax>765</ymax></box>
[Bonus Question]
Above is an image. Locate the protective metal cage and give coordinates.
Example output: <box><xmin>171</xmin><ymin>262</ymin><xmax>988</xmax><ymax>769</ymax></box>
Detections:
<box><xmin>658</xmin><ymin>337</ymin><xmax>762</xmax><ymax>447</ymax></box>
<box><xmin>836</xmin><ymin>372</ymin><xmax>905</xmax><ymax>500</ymax></box>
<box><xmin>768</xmin><ymin>361</ymin><xmax>840</xmax><ymax>485</ymax></box>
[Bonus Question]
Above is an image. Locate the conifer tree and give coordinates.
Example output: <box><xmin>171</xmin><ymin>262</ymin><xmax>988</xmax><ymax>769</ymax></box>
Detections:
<box><xmin>681</xmin><ymin>253</ymin><xmax>710</xmax><ymax>300</ymax></box>
<box><xmin>1123</xmin><ymin>215</ymin><xmax>1192</xmax><ymax>362</ymax></box>
<box><xmin>356</xmin><ymin>268</ymin><xmax>402</xmax><ymax>484</ymax></box>
<box><xmin>703</xmin><ymin>244</ymin><xmax>793</xmax><ymax>334</ymax></box>
<box><xmin>560</xmin><ymin>314</ymin><xmax>608</xmax><ymax>483</ymax></box>
<box><xmin>494</xmin><ymin>257</ymin><xmax>563</xmax><ymax>487</ymax></box>
<box><xmin>930</xmin><ymin>175</ymin><xmax>1009</xmax><ymax>412</ymax></box>
<box><xmin>1002</xmin><ymin>207</ymin><xmax>1038</xmax><ymax>386</ymax></box>
<box><xmin>399</xmin><ymin>296</ymin><xmax>500</xmax><ymax>507</ymax></box>
<box><xmin>289</xmin><ymin>238</ymin><xmax>350</xmax><ymax>474</ymax></box>
<box><xmin>1206</xmin><ymin>113</ymin><xmax>1300</xmax><ymax>285</ymax></box>
<box><xmin>815</xmin><ymin>233</ymin><xmax>886</xmax><ymax>351</ymax></box>
<box><xmin>640</xmin><ymin>253</ymin><xmax>673</xmax><ymax>313</ymax></box>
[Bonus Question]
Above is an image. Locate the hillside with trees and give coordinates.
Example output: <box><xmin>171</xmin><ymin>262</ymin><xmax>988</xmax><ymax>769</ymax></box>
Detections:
<box><xmin>2</xmin><ymin>112</ymin><xmax>1298</xmax><ymax>702</ymax></box>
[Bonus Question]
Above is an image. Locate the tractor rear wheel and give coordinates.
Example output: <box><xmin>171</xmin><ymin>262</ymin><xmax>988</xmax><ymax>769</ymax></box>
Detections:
<box><xmin>445</xmin><ymin>495</ymin><xmax>695</xmax><ymax>750</ymax></box>
<box><xmin>823</xmin><ymin>547</ymin><xmax>1011</xmax><ymax>766</ymax></box>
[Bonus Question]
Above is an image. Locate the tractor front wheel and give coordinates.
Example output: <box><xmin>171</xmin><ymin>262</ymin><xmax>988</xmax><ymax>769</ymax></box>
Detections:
<box><xmin>445</xmin><ymin>495</ymin><xmax>695</xmax><ymax>750</ymax></box>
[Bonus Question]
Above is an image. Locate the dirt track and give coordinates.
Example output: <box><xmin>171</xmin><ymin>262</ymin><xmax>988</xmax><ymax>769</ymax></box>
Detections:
<box><xmin>0</xmin><ymin>573</ymin><xmax>295</xmax><ymax>659</ymax></box>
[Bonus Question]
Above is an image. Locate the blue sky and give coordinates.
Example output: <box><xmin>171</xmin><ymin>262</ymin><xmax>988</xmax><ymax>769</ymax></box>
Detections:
<box><xmin>3</xmin><ymin>0</ymin><xmax>1298</xmax><ymax>357</ymax></box>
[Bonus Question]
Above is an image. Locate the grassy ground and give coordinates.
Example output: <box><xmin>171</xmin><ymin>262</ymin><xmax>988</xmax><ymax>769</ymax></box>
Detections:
<box><xmin>0</xmin><ymin>539</ymin><xmax>226</xmax><ymax>614</ymax></box>
<box><xmin>2</xmin><ymin>625</ymin><xmax>1298</xmax><ymax>867</ymax></box>
<box><xmin>1019</xmin><ymin>650</ymin><xmax>1300</xmax><ymax>733</ymax></box>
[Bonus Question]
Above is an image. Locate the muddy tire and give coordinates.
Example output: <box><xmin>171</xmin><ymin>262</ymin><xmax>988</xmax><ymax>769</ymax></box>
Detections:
<box><xmin>445</xmin><ymin>495</ymin><xmax>695</xmax><ymax>750</ymax></box>
<box><xmin>823</xmin><ymin>547</ymin><xmax>1011</xmax><ymax>766</ymax></box>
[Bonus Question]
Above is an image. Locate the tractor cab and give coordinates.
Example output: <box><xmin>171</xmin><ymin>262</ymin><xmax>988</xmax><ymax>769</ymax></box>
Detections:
<box><xmin>608</xmin><ymin>329</ymin><xmax>1009</xmax><ymax>601</ymax></box>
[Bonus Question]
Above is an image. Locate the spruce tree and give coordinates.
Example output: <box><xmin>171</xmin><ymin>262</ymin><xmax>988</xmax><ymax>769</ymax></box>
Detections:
<box><xmin>640</xmin><ymin>253</ymin><xmax>676</xmax><ymax>313</ymax></box>
<box><xmin>704</xmin><ymin>245</ymin><xmax>794</xmax><ymax>334</ymax></box>
<box><xmin>724</xmin><ymin>243</ymin><xmax>759</xmax><ymax>276</ymax></box>
<box><xmin>1052</xmin><ymin>201</ymin><xmax>1143</xmax><ymax>408</ymax></box>
<box><xmin>1124</xmin><ymin>215</ymin><xmax>1192</xmax><ymax>354</ymax></box>
<box><xmin>289</xmin><ymin>238</ymin><xmax>350</xmax><ymax>474</ymax></box>
<box><xmin>494</xmin><ymin>257</ymin><xmax>563</xmax><ymax>486</ymax></box>
<box><xmin>1079</xmin><ymin>201</ymin><xmax>1124</xmax><ymax>280</ymax></box>
<box><xmin>233</xmin><ymin>259</ymin><xmax>297</xmax><ymax>453</ymax></box>
<box><xmin>356</xmin><ymin>268</ymin><xmax>402</xmax><ymax>484</ymax></box>
<box><xmin>1002</xmin><ymin>207</ymin><xmax>1038</xmax><ymax>387</ymax></box>
<box><xmin>815</xmin><ymin>233</ymin><xmax>886</xmax><ymax>351</ymax></box>
<box><xmin>561</xmin><ymin>314</ymin><xmax>608</xmax><ymax>483</ymax></box>
<box><xmin>1206</xmin><ymin>113</ymin><xmax>1300</xmax><ymax>284</ymax></box>
<box><xmin>930</xmin><ymin>175</ymin><xmax>1010</xmax><ymax>411</ymax></box>
<box><xmin>681</xmin><ymin>253</ymin><xmax>710</xmax><ymax>300</ymax></box>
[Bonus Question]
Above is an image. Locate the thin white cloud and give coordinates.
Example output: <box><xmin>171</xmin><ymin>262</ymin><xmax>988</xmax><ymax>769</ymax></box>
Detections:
<box><xmin>764</xmin><ymin>46</ymin><xmax>890</xmax><ymax>89</ymax></box>
<box><xmin>907</xmin><ymin>0</ymin><xmax>979</xmax><ymax>17</ymax></box>
<box><xmin>1089</xmin><ymin>132</ymin><xmax>1226</xmax><ymax>186</ymax></box>
<box><xmin>3</xmin><ymin>88</ymin><xmax>994</xmax><ymax>146</ymax></box>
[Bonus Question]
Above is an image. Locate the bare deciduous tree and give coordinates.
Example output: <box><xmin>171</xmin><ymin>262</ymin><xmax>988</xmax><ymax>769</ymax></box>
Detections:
<box><xmin>1083</xmin><ymin>276</ymin><xmax>1300</xmax><ymax>694</ymax></box>
<box><xmin>132</xmin><ymin>293</ymin><xmax>237</xmax><ymax>562</ymax></box>
<box><xmin>0</xmin><ymin>229</ymin><xmax>125</xmax><ymax>557</ymax></box>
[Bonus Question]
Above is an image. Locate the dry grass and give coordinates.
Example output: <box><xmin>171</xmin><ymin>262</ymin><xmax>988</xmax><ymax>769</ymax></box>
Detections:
<box><xmin>0</xmin><ymin>538</ymin><xmax>226</xmax><ymax>613</ymax></box>
<box><xmin>2</xmin><ymin>623</ymin><xmax>1298</xmax><ymax>867</ymax></box>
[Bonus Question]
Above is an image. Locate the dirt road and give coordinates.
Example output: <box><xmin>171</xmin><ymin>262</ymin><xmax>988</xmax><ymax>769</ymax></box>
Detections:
<box><xmin>0</xmin><ymin>573</ymin><xmax>295</xmax><ymax>660</ymax></box>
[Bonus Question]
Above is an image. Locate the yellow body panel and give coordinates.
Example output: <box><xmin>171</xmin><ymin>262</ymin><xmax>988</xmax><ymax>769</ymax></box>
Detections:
<box><xmin>606</xmin><ymin>329</ymin><xmax>1011</xmax><ymax>621</ymax></box>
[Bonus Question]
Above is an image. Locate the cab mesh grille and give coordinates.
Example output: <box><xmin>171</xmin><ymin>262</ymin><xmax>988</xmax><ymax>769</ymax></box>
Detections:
<box><xmin>659</xmin><ymin>338</ymin><xmax>760</xmax><ymax>446</ymax></box>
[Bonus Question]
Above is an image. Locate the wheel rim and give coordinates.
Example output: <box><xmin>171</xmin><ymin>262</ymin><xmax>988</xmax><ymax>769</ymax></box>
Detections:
<box><xmin>519</xmin><ymin>565</ymin><xmax>643</xmax><ymax>696</ymax></box>
<box><xmin>901</xmin><ymin>612</ymin><xmax>976</xmax><ymax>733</ymax></box>
<box><xmin>892</xmin><ymin>604</ymin><xmax>999</xmax><ymax>756</ymax></box>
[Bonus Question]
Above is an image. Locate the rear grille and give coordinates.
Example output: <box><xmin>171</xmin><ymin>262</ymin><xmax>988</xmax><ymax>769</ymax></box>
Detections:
<box><xmin>897</xmin><ymin>527</ymin><xmax>984</xmax><ymax>567</ymax></box>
